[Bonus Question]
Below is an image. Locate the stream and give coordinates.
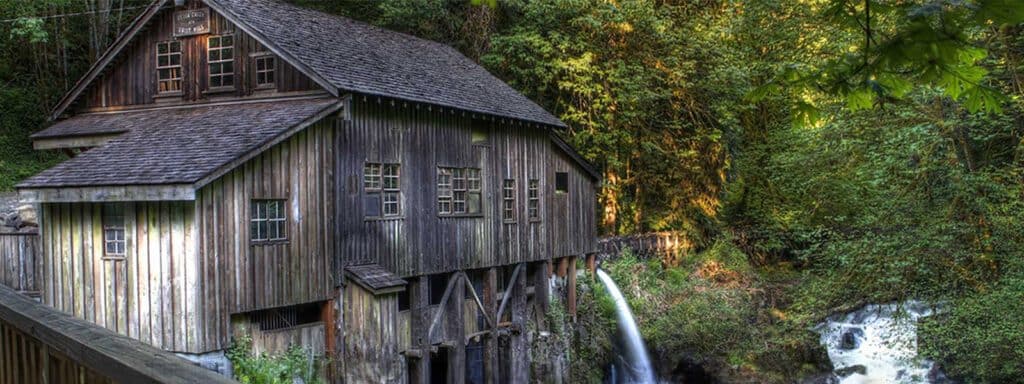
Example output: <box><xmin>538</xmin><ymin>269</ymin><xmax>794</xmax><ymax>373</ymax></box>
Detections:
<box><xmin>816</xmin><ymin>301</ymin><xmax>953</xmax><ymax>384</ymax></box>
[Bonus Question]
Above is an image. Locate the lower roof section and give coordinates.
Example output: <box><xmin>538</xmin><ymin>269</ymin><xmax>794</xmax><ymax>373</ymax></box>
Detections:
<box><xmin>17</xmin><ymin>97</ymin><xmax>342</xmax><ymax>199</ymax></box>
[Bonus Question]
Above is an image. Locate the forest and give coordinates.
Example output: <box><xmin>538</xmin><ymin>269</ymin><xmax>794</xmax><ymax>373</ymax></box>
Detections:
<box><xmin>2</xmin><ymin>0</ymin><xmax>1023</xmax><ymax>383</ymax></box>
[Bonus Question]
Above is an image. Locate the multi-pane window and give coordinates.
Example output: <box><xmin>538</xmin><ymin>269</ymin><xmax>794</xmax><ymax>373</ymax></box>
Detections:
<box><xmin>364</xmin><ymin>163</ymin><xmax>401</xmax><ymax>217</ymax></box>
<box><xmin>156</xmin><ymin>41</ymin><xmax>182</xmax><ymax>94</ymax></box>
<box><xmin>438</xmin><ymin>167</ymin><xmax>481</xmax><ymax>216</ymax></box>
<box><xmin>251</xmin><ymin>200</ymin><xmax>287</xmax><ymax>243</ymax></box>
<box><xmin>528</xmin><ymin>179</ymin><xmax>540</xmax><ymax>221</ymax></box>
<box><xmin>255</xmin><ymin>55</ymin><xmax>275</xmax><ymax>88</ymax></box>
<box><xmin>208</xmin><ymin>35</ymin><xmax>235</xmax><ymax>89</ymax></box>
<box><xmin>103</xmin><ymin>204</ymin><xmax>126</xmax><ymax>257</ymax></box>
<box><xmin>502</xmin><ymin>179</ymin><xmax>516</xmax><ymax>222</ymax></box>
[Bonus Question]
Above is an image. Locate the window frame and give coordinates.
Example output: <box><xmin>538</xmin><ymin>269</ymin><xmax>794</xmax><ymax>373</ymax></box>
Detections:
<box><xmin>437</xmin><ymin>167</ymin><xmax>482</xmax><ymax>217</ymax></box>
<box><xmin>250</xmin><ymin>199</ymin><xmax>288</xmax><ymax>245</ymax></box>
<box><xmin>254</xmin><ymin>54</ymin><xmax>276</xmax><ymax>89</ymax></box>
<box><xmin>155</xmin><ymin>40</ymin><xmax>183</xmax><ymax>95</ymax></box>
<box><xmin>502</xmin><ymin>179</ymin><xmax>516</xmax><ymax>223</ymax></box>
<box><xmin>102</xmin><ymin>204</ymin><xmax>127</xmax><ymax>258</ymax></box>
<box><xmin>207</xmin><ymin>34</ymin><xmax>235</xmax><ymax>91</ymax></box>
<box><xmin>364</xmin><ymin>162</ymin><xmax>402</xmax><ymax>219</ymax></box>
<box><xmin>555</xmin><ymin>172</ymin><xmax>569</xmax><ymax>194</ymax></box>
<box><xmin>528</xmin><ymin>179</ymin><xmax>541</xmax><ymax>222</ymax></box>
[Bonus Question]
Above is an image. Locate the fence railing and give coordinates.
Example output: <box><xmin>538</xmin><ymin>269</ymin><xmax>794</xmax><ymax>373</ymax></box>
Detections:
<box><xmin>0</xmin><ymin>231</ymin><xmax>40</xmax><ymax>295</ymax></box>
<box><xmin>597</xmin><ymin>231</ymin><xmax>689</xmax><ymax>261</ymax></box>
<box><xmin>0</xmin><ymin>283</ymin><xmax>237</xmax><ymax>384</ymax></box>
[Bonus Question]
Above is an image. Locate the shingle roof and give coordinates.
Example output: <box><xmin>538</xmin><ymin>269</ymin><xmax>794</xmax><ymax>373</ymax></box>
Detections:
<box><xmin>33</xmin><ymin>111</ymin><xmax>144</xmax><ymax>139</ymax></box>
<box><xmin>345</xmin><ymin>264</ymin><xmax>407</xmax><ymax>295</ymax></box>
<box><xmin>208</xmin><ymin>0</ymin><xmax>565</xmax><ymax>128</ymax></box>
<box><xmin>18</xmin><ymin>98</ymin><xmax>340</xmax><ymax>188</ymax></box>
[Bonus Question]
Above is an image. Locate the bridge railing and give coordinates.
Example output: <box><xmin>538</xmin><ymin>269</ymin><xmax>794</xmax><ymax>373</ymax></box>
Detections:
<box><xmin>0</xmin><ymin>283</ymin><xmax>236</xmax><ymax>384</ymax></box>
<box><xmin>597</xmin><ymin>231</ymin><xmax>689</xmax><ymax>261</ymax></box>
<box><xmin>0</xmin><ymin>231</ymin><xmax>40</xmax><ymax>295</ymax></box>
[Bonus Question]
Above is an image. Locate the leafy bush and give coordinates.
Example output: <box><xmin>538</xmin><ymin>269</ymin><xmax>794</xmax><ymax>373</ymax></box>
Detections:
<box><xmin>921</xmin><ymin>276</ymin><xmax>1024</xmax><ymax>383</ymax></box>
<box><xmin>226</xmin><ymin>334</ymin><xmax>326</xmax><ymax>384</ymax></box>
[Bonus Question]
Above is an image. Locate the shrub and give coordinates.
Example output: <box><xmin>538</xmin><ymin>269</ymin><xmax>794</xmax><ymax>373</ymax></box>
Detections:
<box><xmin>226</xmin><ymin>334</ymin><xmax>326</xmax><ymax>384</ymax></box>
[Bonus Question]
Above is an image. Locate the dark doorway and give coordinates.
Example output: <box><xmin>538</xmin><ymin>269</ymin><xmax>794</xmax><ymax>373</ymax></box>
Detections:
<box><xmin>430</xmin><ymin>348</ymin><xmax>449</xmax><ymax>384</ymax></box>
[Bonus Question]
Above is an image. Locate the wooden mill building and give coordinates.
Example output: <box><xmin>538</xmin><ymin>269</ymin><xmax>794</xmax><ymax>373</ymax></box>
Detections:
<box><xmin>15</xmin><ymin>0</ymin><xmax>599</xmax><ymax>383</ymax></box>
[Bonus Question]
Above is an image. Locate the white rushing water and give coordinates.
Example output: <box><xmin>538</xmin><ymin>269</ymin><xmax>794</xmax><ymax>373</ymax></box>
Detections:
<box><xmin>817</xmin><ymin>301</ymin><xmax>949</xmax><ymax>384</ymax></box>
<box><xmin>596</xmin><ymin>269</ymin><xmax>656</xmax><ymax>384</ymax></box>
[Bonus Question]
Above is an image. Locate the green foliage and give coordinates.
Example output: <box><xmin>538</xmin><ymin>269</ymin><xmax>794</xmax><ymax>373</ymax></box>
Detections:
<box><xmin>226</xmin><ymin>334</ymin><xmax>325</xmax><ymax>384</ymax></box>
<box><xmin>921</xmin><ymin>276</ymin><xmax>1024</xmax><ymax>383</ymax></box>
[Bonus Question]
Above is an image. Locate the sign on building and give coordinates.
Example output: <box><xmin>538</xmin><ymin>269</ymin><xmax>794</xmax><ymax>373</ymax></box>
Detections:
<box><xmin>173</xmin><ymin>8</ymin><xmax>210</xmax><ymax>37</ymax></box>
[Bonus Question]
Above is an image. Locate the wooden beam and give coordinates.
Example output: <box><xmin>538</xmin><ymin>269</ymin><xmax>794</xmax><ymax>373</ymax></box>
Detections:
<box><xmin>18</xmin><ymin>185</ymin><xmax>195</xmax><ymax>203</ymax></box>
<box><xmin>426</xmin><ymin>273</ymin><xmax>461</xmax><ymax>342</ymax></box>
<box><xmin>495</xmin><ymin>263</ymin><xmax>523</xmax><ymax>322</ymax></box>
<box><xmin>463</xmin><ymin>273</ymin><xmax>493</xmax><ymax>329</ymax></box>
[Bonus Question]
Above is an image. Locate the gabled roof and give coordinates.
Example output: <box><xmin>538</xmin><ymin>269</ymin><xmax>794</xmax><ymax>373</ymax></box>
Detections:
<box><xmin>19</xmin><ymin>98</ymin><xmax>341</xmax><ymax>189</ymax></box>
<box><xmin>345</xmin><ymin>264</ymin><xmax>407</xmax><ymax>295</ymax></box>
<box><xmin>206</xmin><ymin>0</ymin><xmax>565</xmax><ymax>128</ymax></box>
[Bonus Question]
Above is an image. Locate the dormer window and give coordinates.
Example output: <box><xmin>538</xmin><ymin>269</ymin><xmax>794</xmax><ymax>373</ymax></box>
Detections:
<box><xmin>208</xmin><ymin>35</ymin><xmax>234</xmax><ymax>89</ymax></box>
<box><xmin>156</xmin><ymin>41</ymin><xmax>182</xmax><ymax>94</ymax></box>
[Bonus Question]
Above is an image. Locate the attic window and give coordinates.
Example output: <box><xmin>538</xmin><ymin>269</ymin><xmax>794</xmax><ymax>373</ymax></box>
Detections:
<box><xmin>251</xmin><ymin>200</ymin><xmax>287</xmax><ymax>243</ymax></box>
<box><xmin>208</xmin><ymin>35</ymin><xmax>235</xmax><ymax>89</ymax></box>
<box><xmin>156</xmin><ymin>41</ymin><xmax>182</xmax><ymax>94</ymax></box>
<box><xmin>255</xmin><ymin>55</ymin><xmax>276</xmax><ymax>88</ymax></box>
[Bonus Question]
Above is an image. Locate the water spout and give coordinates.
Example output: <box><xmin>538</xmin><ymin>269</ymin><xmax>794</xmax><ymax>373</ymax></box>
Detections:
<box><xmin>597</xmin><ymin>269</ymin><xmax>656</xmax><ymax>384</ymax></box>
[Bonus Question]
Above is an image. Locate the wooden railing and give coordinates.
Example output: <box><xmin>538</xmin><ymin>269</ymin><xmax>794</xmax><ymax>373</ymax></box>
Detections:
<box><xmin>597</xmin><ymin>231</ymin><xmax>689</xmax><ymax>261</ymax></box>
<box><xmin>0</xmin><ymin>283</ymin><xmax>237</xmax><ymax>384</ymax></box>
<box><xmin>0</xmin><ymin>231</ymin><xmax>40</xmax><ymax>295</ymax></box>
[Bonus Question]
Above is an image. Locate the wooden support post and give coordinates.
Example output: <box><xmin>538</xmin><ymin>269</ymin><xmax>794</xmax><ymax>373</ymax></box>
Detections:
<box><xmin>447</xmin><ymin>274</ymin><xmax>466</xmax><ymax>384</ymax></box>
<box><xmin>510</xmin><ymin>263</ymin><xmax>529</xmax><ymax>384</ymax></box>
<box><xmin>556</xmin><ymin>257</ymin><xmax>568</xmax><ymax>279</ymax></box>
<box><xmin>586</xmin><ymin>254</ymin><xmax>597</xmax><ymax>276</ymax></box>
<box><xmin>536</xmin><ymin>261</ymin><xmax>550</xmax><ymax>315</ymax></box>
<box><xmin>567</xmin><ymin>256</ymin><xmax>577</xmax><ymax>319</ymax></box>
<box><xmin>483</xmin><ymin>268</ymin><xmax>498</xmax><ymax>384</ymax></box>
<box><xmin>410</xmin><ymin>277</ymin><xmax>430</xmax><ymax>384</ymax></box>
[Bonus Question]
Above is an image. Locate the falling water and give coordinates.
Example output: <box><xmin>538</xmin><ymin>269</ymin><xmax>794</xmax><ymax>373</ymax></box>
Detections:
<box><xmin>596</xmin><ymin>269</ymin><xmax>656</xmax><ymax>384</ymax></box>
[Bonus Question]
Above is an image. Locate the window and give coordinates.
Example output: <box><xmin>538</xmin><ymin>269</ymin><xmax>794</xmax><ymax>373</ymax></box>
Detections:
<box><xmin>364</xmin><ymin>163</ymin><xmax>401</xmax><ymax>218</ymax></box>
<box><xmin>471</xmin><ymin>126</ymin><xmax>488</xmax><ymax>144</ymax></box>
<box><xmin>397</xmin><ymin>290</ymin><xmax>410</xmax><ymax>312</ymax></box>
<box><xmin>103</xmin><ymin>204</ymin><xmax>126</xmax><ymax>257</ymax></box>
<box><xmin>502</xmin><ymin>179</ymin><xmax>516</xmax><ymax>222</ymax></box>
<box><xmin>528</xmin><ymin>179</ymin><xmax>540</xmax><ymax>221</ymax></box>
<box><xmin>247</xmin><ymin>302</ymin><xmax>321</xmax><ymax>331</ymax></box>
<box><xmin>251</xmin><ymin>200</ymin><xmax>287</xmax><ymax>243</ymax></box>
<box><xmin>156</xmin><ymin>41</ymin><xmax>182</xmax><ymax>94</ymax></box>
<box><xmin>438</xmin><ymin>167</ymin><xmax>481</xmax><ymax>216</ymax></box>
<box><xmin>255</xmin><ymin>55</ymin><xmax>275</xmax><ymax>88</ymax></box>
<box><xmin>208</xmin><ymin>35</ymin><xmax>234</xmax><ymax>89</ymax></box>
<box><xmin>555</xmin><ymin>172</ymin><xmax>569</xmax><ymax>194</ymax></box>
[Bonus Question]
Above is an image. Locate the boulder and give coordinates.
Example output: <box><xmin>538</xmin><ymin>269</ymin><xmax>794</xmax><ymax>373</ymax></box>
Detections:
<box><xmin>835</xmin><ymin>364</ymin><xmax>867</xmax><ymax>378</ymax></box>
<box><xmin>799</xmin><ymin>372</ymin><xmax>839</xmax><ymax>384</ymax></box>
<box><xmin>839</xmin><ymin>327</ymin><xmax>864</xmax><ymax>350</ymax></box>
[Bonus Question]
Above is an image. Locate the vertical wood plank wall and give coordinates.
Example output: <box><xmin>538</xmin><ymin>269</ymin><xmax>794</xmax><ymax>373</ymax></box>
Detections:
<box><xmin>343</xmin><ymin>284</ymin><xmax>404</xmax><ymax>384</ymax></box>
<box><xmin>336</xmin><ymin>97</ymin><xmax>599</xmax><ymax>278</ymax></box>
<box><xmin>0</xmin><ymin>233</ymin><xmax>40</xmax><ymax>293</ymax></box>
<box><xmin>39</xmin><ymin>201</ymin><xmax>202</xmax><ymax>353</ymax></box>
<box><xmin>196</xmin><ymin>118</ymin><xmax>335</xmax><ymax>351</ymax></box>
<box><xmin>81</xmin><ymin>0</ymin><xmax>318</xmax><ymax>112</ymax></box>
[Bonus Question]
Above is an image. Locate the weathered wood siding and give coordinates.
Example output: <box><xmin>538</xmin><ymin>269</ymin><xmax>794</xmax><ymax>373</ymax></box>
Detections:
<box><xmin>39</xmin><ymin>201</ymin><xmax>202</xmax><ymax>353</ymax></box>
<box><xmin>79</xmin><ymin>1</ymin><xmax>319</xmax><ymax>112</ymax></box>
<box><xmin>0</xmin><ymin>233</ymin><xmax>40</xmax><ymax>293</ymax></box>
<box><xmin>196</xmin><ymin>118</ymin><xmax>335</xmax><ymax>351</ymax></box>
<box><xmin>336</xmin><ymin>97</ymin><xmax>599</xmax><ymax>278</ymax></box>
<box><xmin>344</xmin><ymin>283</ymin><xmax>405</xmax><ymax>384</ymax></box>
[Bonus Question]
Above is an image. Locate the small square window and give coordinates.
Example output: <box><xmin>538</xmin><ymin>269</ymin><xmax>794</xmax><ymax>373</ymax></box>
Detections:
<box><xmin>555</xmin><ymin>172</ymin><xmax>569</xmax><ymax>194</ymax></box>
<box><xmin>251</xmin><ymin>200</ymin><xmax>287</xmax><ymax>243</ymax></box>
<box><xmin>255</xmin><ymin>55</ymin><xmax>276</xmax><ymax>88</ymax></box>
<box><xmin>365</xmin><ymin>162</ymin><xmax>401</xmax><ymax>218</ymax></box>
